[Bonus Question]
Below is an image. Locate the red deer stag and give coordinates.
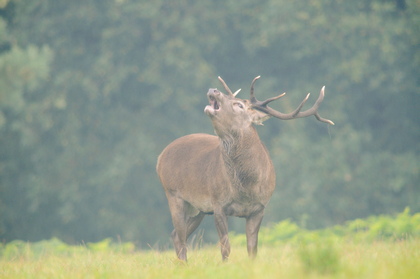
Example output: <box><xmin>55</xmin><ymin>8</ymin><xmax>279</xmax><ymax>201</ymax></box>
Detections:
<box><xmin>157</xmin><ymin>76</ymin><xmax>334</xmax><ymax>261</ymax></box>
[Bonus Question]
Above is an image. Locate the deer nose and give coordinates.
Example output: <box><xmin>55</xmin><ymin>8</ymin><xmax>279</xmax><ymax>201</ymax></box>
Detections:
<box><xmin>207</xmin><ymin>88</ymin><xmax>220</xmax><ymax>96</ymax></box>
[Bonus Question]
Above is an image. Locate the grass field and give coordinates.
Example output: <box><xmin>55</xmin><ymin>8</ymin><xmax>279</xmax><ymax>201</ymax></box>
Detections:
<box><xmin>2</xmin><ymin>210</ymin><xmax>419</xmax><ymax>278</ymax></box>
<box><xmin>1</xmin><ymin>239</ymin><xmax>419</xmax><ymax>279</ymax></box>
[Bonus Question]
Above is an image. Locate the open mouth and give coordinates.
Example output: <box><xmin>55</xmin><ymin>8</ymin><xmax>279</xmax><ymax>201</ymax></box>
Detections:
<box><xmin>209</xmin><ymin>96</ymin><xmax>220</xmax><ymax>110</ymax></box>
<box><xmin>204</xmin><ymin>89</ymin><xmax>222</xmax><ymax>116</ymax></box>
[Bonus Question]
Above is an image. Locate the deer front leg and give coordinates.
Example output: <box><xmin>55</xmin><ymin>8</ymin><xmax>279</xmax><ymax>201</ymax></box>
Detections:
<box><xmin>214</xmin><ymin>212</ymin><xmax>230</xmax><ymax>261</ymax></box>
<box><xmin>245</xmin><ymin>210</ymin><xmax>264</xmax><ymax>259</ymax></box>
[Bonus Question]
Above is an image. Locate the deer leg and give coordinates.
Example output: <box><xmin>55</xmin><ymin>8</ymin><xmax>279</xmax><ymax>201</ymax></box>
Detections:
<box><xmin>186</xmin><ymin>212</ymin><xmax>205</xmax><ymax>239</ymax></box>
<box><xmin>245</xmin><ymin>210</ymin><xmax>264</xmax><ymax>259</ymax></box>
<box><xmin>214</xmin><ymin>212</ymin><xmax>230</xmax><ymax>261</ymax></box>
<box><xmin>167</xmin><ymin>197</ymin><xmax>188</xmax><ymax>261</ymax></box>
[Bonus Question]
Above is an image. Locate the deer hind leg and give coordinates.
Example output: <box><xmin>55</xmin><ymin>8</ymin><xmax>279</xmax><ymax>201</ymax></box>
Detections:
<box><xmin>167</xmin><ymin>196</ymin><xmax>189</xmax><ymax>261</ymax></box>
<box><xmin>186</xmin><ymin>211</ymin><xmax>205</xmax><ymax>239</ymax></box>
<box><xmin>170</xmin><ymin>210</ymin><xmax>205</xmax><ymax>261</ymax></box>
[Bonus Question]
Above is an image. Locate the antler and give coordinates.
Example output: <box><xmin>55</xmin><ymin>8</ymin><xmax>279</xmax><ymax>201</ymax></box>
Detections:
<box><xmin>250</xmin><ymin>76</ymin><xmax>335</xmax><ymax>125</ymax></box>
<box><xmin>218</xmin><ymin>76</ymin><xmax>241</xmax><ymax>97</ymax></box>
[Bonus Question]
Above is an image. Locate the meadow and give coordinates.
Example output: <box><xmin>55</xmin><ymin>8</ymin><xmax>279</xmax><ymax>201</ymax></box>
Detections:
<box><xmin>1</xmin><ymin>209</ymin><xmax>419</xmax><ymax>279</ymax></box>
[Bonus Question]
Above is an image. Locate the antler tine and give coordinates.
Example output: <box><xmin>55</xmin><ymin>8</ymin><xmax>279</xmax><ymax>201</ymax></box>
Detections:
<box><xmin>218</xmin><ymin>76</ymin><xmax>235</xmax><ymax>97</ymax></box>
<box><xmin>290</xmin><ymin>93</ymin><xmax>311</xmax><ymax>117</ymax></box>
<box><xmin>260</xmin><ymin>93</ymin><xmax>287</xmax><ymax>106</ymax></box>
<box><xmin>233</xmin><ymin>89</ymin><xmax>241</xmax><ymax>97</ymax></box>
<box><xmin>250</xmin><ymin>75</ymin><xmax>261</xmax><ymax>103</ymax></box>
<box><xmin>312</xmin><ymin>86</ymin><xmax>335</xmax><ymax>125</ymax></box>
<box><xmin>251</xmin><ymin>83</ymin><xmax>335</xmax><ymax>125</ymax></box>
<box><xmin>250</xmin><ymin>75</ymin><xmax>286</xmax><ymax>105</ymax></box>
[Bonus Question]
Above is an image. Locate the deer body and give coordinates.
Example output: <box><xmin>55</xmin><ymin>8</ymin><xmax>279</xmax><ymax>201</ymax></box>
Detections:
<box><xmin>157</xmin><ymin>77</ymin><xmax>334</xmax><ymax>261</ymax></box>
<box><xmin>157</xmin><ymin>131</ymin><xmax>275</xmax><ymax>217</ymax></box>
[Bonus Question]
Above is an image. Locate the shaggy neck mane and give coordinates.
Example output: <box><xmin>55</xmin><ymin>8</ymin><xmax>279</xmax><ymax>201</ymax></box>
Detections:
<box><xmin>219</xmin><ymin>126</ymin><xmax>265</xmax><ymax>193</ymax></box>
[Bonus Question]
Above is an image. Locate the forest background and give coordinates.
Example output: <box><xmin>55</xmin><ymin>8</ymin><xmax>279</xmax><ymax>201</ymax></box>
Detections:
<box><xmin>0</xmin><ymin>0</ymin><xmax>418</xmax><ymax>246</ymax></box>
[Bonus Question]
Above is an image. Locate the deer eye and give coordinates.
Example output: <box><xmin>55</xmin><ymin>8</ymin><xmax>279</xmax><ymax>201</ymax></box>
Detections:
<box><xmin>235</xmin><ymin>102</ymin><xmax>244</xmax><ymax>109</ymax></box>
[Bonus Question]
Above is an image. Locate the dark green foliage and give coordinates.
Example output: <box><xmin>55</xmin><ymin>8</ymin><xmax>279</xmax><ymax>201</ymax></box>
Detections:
<box><xmin>231</xmin><ymin>208</ymin><xmax>420</xmax><ymax>246</ymax></box>
<box><xmin>0</xmin><ymin>0</ymin><xmax>418</xmax><ymax>245</ymax></box>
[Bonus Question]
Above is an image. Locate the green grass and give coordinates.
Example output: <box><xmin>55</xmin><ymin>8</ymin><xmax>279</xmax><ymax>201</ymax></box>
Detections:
<box><xmin>1</xmin><ymin>239</ymin><xmax>419</xmax><ymax>279</ymax></box>
<box><xmin>2</xmin><ymin>209</ymin><xmax>419</xmax><ymax>278</ymax></box>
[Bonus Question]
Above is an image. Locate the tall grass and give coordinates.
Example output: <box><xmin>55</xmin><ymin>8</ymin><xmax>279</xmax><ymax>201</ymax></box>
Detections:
<box><xmin>1</xmin><ymin>240</ymin><xmax>419</xmax><ymax>278</ymax></box>
<box><xmin>1</xmin><ymin>208</ymin><xmax>419</xmax><ymax>278</ymax></box>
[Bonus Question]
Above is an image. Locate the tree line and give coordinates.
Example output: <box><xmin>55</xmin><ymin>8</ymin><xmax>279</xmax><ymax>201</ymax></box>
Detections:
<box><xmin>0</xmin><ymin>0</ymin><xmax>418</xmax><ymax>245</ymax></box>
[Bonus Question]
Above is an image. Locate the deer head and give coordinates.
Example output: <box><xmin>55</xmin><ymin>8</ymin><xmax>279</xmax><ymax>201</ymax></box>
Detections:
<box><xmin>204</xmin><ymin>89</ymin><xmax>269</xmax><ymax>139</ymax></box>
<box><xmin>205</xmin><ymin>76</ymin><xmax>334</xmax><ymax>137</ymax></box>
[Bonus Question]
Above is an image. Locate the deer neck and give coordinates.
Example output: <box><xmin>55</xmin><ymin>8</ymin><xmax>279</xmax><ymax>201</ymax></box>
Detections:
<box><xmin>219</xmin><ymin>126</ymin><xmax>268</xmax><ymax>191</ymax></box>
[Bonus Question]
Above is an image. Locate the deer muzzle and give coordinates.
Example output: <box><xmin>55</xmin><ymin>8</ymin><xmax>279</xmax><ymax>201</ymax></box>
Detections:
<box><xmin>204</xmin><ymin>89</ymin><xmax>222</xmax><ymax>116</ymax></box>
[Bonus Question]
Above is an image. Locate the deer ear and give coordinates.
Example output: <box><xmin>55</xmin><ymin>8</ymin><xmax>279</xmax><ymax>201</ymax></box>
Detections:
<box><xmin>250</xmin><ymin>109</ymin><xmax>271</xmax><ymax>125</ymax></box>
